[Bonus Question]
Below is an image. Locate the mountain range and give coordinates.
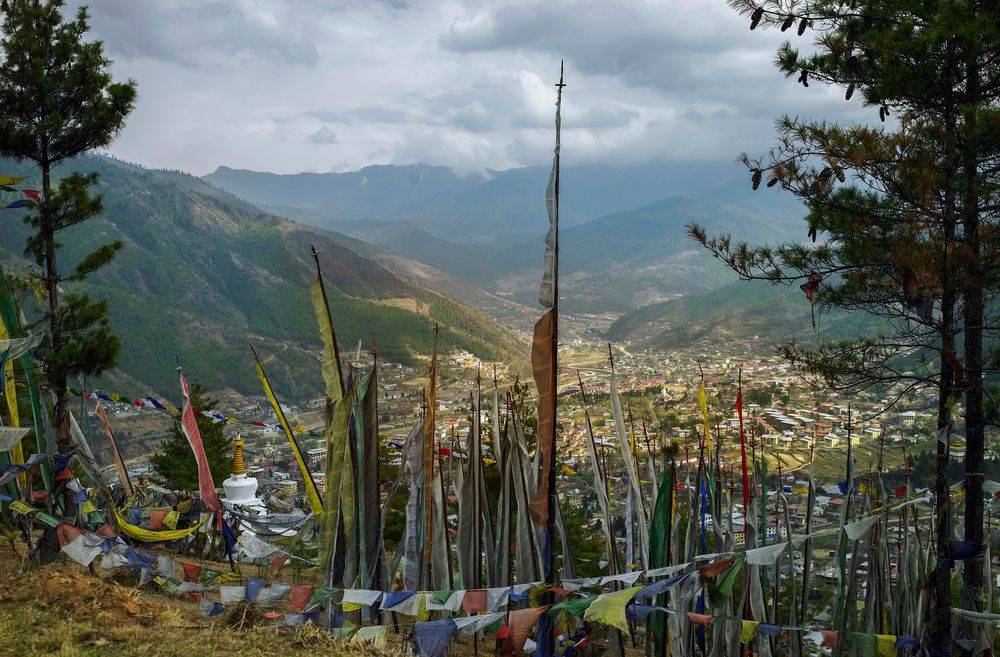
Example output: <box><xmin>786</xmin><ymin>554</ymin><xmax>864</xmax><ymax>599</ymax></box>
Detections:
<box><xmin>0</xmin><ymin>154</ymin><xmax>822</xmax><ymax>402</ymax></box>
<box><xmin>204</xmin><ymin>162</ymin><xmax>806</xmax><ymax>314</ymax></box>
<box><xmin>203</xmin><ymin>160</ymin><xmax>804</xmax><ymax>242</ymax></box>
<box><xmin>0</xmin><ymin>156</ymin><xmax>524</xmax><ymax>400</ymax></box>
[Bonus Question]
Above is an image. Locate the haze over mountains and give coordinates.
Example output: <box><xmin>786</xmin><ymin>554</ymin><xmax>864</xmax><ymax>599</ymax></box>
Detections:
<box><xmin>0</xmin><ymin>156</ymin><xmax>524</xmax><ymax>400</ymax></box>
<box><xmin>205</xmin><ymin>160</ymin><xmax>810</xmax><ymax>313</ymax></box>
<box><xmin>0</xmin><ymin>155</ymin><xmax>824</xmax><ymax>402</ymax></box>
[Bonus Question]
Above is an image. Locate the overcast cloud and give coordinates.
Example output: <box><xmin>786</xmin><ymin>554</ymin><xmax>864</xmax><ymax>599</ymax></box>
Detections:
<box><xmin>68</xmin><ymin>0</ymin><xmax>869</xmax><ymax>175</ymax></box>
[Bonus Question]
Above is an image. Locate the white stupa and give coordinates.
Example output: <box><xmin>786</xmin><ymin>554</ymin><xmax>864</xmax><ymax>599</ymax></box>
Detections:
<box><xmin>222</xmin><ymin>438</ymin><xmax>265</xmax><ymax>509</ymax></box>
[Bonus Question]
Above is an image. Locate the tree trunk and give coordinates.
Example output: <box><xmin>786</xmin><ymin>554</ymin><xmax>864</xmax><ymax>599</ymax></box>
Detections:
<box><xmin>41</xmin><ymin>162</ymin><xmax>74</xmax><ymax>518</ymax></box>
<box><xmin>960</xmin><ymin>0</ymin><xmax>984</xmax><ymax>625</ymax></box>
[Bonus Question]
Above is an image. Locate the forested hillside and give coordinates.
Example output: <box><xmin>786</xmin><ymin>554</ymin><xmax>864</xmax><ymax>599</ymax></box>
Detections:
<box><xmin>0</xmin><ymin>156</ymin><xmax>524</xmax><ymax>400</ymax></box>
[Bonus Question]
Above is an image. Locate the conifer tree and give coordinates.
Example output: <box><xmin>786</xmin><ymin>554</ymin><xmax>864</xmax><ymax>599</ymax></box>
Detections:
<box><xmin>691</xmin><ymin>2</ymin><xmax>999</xmax><ymax>653</ymax></box>
<box><xmin>150</xmin><ymin>382</ymin><xmax>233</xmax><ymax>492</ymax></box>
<box><xmin>0</xmin><ymin>0</ymin><xmax>137</xmax><ymax>513</ymax></box>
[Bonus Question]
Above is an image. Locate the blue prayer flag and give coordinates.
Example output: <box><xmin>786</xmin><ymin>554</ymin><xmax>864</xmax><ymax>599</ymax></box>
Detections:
<box><xmin>245</xmin><ymin>578</ymin><xmax>266</xmax><ymax>603</ymax></box>
<box><xmin>415</xmin><ymin>619</ymin><xmax>457</xmax><ymax>657</ymax></box>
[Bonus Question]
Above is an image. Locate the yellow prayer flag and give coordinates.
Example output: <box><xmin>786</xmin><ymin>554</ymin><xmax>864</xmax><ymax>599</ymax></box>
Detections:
<box><xmin>875</xmin><ymin>635</ymin><xmax>896</xmax><ymax>657</ymax></box>
<box><xmin>875</xmin><ymin>634</ymin><xmax>896</xmax><ymax>657</ymax></box>
<box><xmin>561</xmin><ymin>465</ymin><xmax>576</xmax><ymax>476</ymax></box>
<box><xmin>583</xmin><ymin>586</ymin><xmax>644</xmax><ymax>635</ymax></box>
<box><xmin>698</xmin><ymin>381</ymin><xmax>712</xmax><ymax>451</ymax></box>
<box><xmin>110</xmin><ymin>504</ymin><xmax>207</xmax><ymax>542</ymax></box>
<box><xmin>81</xmin><ymin>500</ymin><xmax>98</xmax><ymax>514</ymax></box>
<box><xmin>0</xmin><ymin>176</ymin><xmax>26</xmax><ymax>186</ymax></box>
<box><xmin>311</xmin><ymin>276</ymin><xmax>344</xmax><ymax>406</ymax></box>
<box><xmin>256</xmin><ymin>361</ymin><xmax>323</xmax><ymax>516</ymax></box>
<box><xmin>163</xmin><ymin>510</ymin><xmax>180</xmax><ymax>530</ymax></box>
<box><xmin>0</xmin><ymin>319</ymin><xmax>25</xmax><ymax>488</ymax></box>
<box><xmin>483</xmin><ymin>457</ymin><xmax>496</xmax><ymax>466</ymax></box>
<box><xmin>740</xmin><ymin>620</ymin><xmax>760</xmax><ymax>644</ymax></box>
<box><xmin>9</xmin><ymin>500</ymin><xmax>34</xmax><ymax>515</ymax></box>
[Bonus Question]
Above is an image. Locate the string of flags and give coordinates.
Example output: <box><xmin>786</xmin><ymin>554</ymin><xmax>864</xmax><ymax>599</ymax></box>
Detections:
<box><xmin>48</xmin><ymin>503</ymin><xmax>933</xmax><ymax>657</ymax></box>
<box><xmin>0</xmin><ymin>175</ymin><xmax>40</xmax><ymax>209</ymax></box>
<box><xmin>71</xmin><ymin>387</ymin><xmax>311</xmax><ymax>435</ymax></box>
<box><xmin>1</xmin><ymin>473</ymin><xmax>948</xmax><ymax>657</ymax></box>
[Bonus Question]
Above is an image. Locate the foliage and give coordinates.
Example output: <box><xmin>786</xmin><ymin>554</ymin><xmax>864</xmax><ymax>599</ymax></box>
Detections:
<box><xmin>558</xmin><ymin>497</ymin><xmax>606</xmax><ymax>578</ymax></box>
<box><xmin>149</xmin><ymin>382</ymin><xmax>233</xmax><ymax>491</ymax></box>
<box><xmin>0</xmin><ymin>0</ymin><xmax>136</xmax><ymax>461</ymax></box>
<box><xmin>704</xmin><ymin>0</ymin><xmax>1000</xmax><ymax>638</ymax></box>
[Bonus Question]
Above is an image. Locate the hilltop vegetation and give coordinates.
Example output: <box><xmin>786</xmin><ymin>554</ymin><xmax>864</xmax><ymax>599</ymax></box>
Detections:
<box><xmin>0</xmin><ymin>156</ymin><xmax>524</xmax><ymax>400</ymax></box>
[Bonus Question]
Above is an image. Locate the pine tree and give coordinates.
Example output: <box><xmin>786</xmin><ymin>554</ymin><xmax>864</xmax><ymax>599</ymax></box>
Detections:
<box><xmin>150</xmin><ymin>382</ymin><xmax>233</xmax><ymax>492</ymax></box>
<box><xmin>690</xmin><ymin>2</ymin><xmax>1000</xmax><ymax>654</ymax></box>
<box><xmin>0</xmin><ymin>1</ymin><xmax>136</xmax><ymax>514</ymax></box>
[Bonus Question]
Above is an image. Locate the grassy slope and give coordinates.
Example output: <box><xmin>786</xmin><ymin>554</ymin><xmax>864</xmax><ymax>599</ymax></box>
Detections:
<box><xmin>0</xmin><ymin>554</ymin><xmax>394</xmax><ymax>657</ymax></box>
<box><xmin>0</xmin><ymin>157</ymin><xmax>524</xmax><ymax>400</ymax></box>
<box><xmin>607</xmin><ymin>278</ymin><xmax>877</xmax><ymax>349</ymax></box>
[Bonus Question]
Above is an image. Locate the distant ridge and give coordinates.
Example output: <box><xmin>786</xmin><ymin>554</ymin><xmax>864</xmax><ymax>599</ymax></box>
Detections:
<box><xmin>0</xmin><ymin>156</ymin><xmax>524</xmax><ymax>400</ymax></box>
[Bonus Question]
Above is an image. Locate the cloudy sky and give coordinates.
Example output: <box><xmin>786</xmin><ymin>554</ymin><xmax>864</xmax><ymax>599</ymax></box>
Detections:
<box><xmin>69</xmin><ymin>0</ymin><xmax>866</xmax><ymax>176</ymax></box>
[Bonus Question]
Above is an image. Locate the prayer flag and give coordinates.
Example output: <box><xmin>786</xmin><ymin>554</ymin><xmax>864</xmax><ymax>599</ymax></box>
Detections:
<box><xmin>56</xmin><ymin>523</ymin><xmax>103</xmax><ymax>566</ymax></box>
<box><xmin>178</xmin><ymin>372</ymin><xmax>220</xmax><ymax>513</ymax></box>
<box><xmin>255</xmin><ymin>360</ymin><xmax>322</xmax><ymax>516</ymax></box>
<box><xmin>583</xmin><ymin>586</ymin><xmax>643</xmax><ymax>635</ymax></box>
<box><xmin>414</xmin><ymin>619</ymin><xmax>457</xmax><ymax>657</ymax></box>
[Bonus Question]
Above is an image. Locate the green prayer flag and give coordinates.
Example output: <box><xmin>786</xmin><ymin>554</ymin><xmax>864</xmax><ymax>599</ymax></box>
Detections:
<box><xmin>431</xmin><ymin>589</ymin><xmax>454</xmax><ymax>605</ymax></box>
<box><xmin>550</xmin><ymin>596</ymin><xmax>596</xmax><ymax>617</ymax></box>
<box><xmin>35</xmin><ymin>511</ymin><xmax>59</xmax><ymax>527</ymax></box>
<box><xmin>649</xmin><ymin>467</ymin><xmax>675</xmax><ymax>655</ymax></box>
<box><xmin>308</xmin><ymin>586</ymin><xmax>341</xmax><ymax>608</ymax></box>
<box><xmin>708</xmin><ymin>553</ymin><xmax>746</xmax><ymax>607</ymax></box>
<box><xmin>848</xmin><ymin>632</ymin><xmax>877</xmax><ymax>657</ymax></box>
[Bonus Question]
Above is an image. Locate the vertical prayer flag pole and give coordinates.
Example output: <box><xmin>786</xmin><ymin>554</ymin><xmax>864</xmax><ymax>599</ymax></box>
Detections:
<box><xmin>310</xmin><ymin>245</ymin><xmax>346</xmax><ymax>405</ymax></box>
<box><xmin>532</xmin><ymin>61</ymin><xmax>564</xmax><ymax>657</ymax></box>
<box><xmin>421</xmin><ymin>325</ymin><xmax>439</xmax><ymax>590</ymax></box>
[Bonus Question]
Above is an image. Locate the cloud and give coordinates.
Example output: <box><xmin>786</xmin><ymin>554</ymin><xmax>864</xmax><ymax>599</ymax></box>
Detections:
<box><xmin>63</xmin><ymin>0</ymin><xmax>872</xmax><ymax>175</ymax></box>
<box><xmin>309</xmin><ymin>126</ymin><xmax>339</xmax><ymax>144</ymax></box>
<box><xmin>73</xmin><ymin>0</ymin><xmax>321</xmax><ymax>67</ymax></box>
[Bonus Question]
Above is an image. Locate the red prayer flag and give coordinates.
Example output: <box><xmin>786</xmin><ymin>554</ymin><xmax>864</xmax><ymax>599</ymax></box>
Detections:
<box><xmin>527</xmin><ymin>311</ymin><xmax>556</xmax><ymax>524</ymax></box>
<box><xmin>182</xmin><ymin>562</ymin><xmax>201</xmax><ymax>582</ymax></box>
<box><xmin>95</xmin><ymin>398</ymin><xmax>133</xmax><ymax>499</ymax></box>
<box><xmin>507</xmin><ymin>606</ymin><xmax>547</xmax><ymax>654</ymax></box>
<box><xmin>95</xmin><ymin>524</ymin><xmax>117</xmax><ymax>538</ymax></box>
<box><xmin>289</xmin><ymin>584</ymin><xmax>315</xmax><ymax>611</ymax></box>
<box><xmin>687</xmin><ymin>612</ymin><xmax>712</xmax><ymax>628</ymax></box>
<box><xmin>179</xmin><ymin>372</ymin><xmax>221</xmax><ymax>513</ymax></box>
<box><xmin>149</xmin><ymin>509</ymin><xmax>167</xmax><ymax>530</ymax></box>
<box><xmin>699</xmin><ymin>557</ymin><xmax>735</xmax><ymax>580</ymax></box>
<box><xmin>462</xmin><ymin>589</ymin><xmax>487</xmax><ymax>614</ymax></box>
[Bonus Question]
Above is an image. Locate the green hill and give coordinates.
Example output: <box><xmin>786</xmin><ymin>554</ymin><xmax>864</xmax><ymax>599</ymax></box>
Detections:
<box><xmin>0</xmin><ymin>156</ymin><xmax>524</xmax><ymax>400</ymax></box>
<box><xmin>607</xmin><ymin>278</ymin><xmax>875</xmax><ymax>349</ymax></box>
<box><xmin>487</xmin><ymin>196</ymin><xmax>803</xmax><ymax>312</ymax></box>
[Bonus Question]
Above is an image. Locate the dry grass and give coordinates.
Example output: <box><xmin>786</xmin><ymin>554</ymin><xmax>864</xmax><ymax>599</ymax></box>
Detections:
<box><xmin>0</xmin><ymin>550</ymin><xmax>404</xmax><ymax>657</ymax></box>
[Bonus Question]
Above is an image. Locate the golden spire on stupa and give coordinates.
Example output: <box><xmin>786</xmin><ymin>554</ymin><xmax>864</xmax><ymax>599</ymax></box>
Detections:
<box><xmin>232</xmin><ymin>438</ymin><xmax>247</xmax><ymax>476</ymax></box>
